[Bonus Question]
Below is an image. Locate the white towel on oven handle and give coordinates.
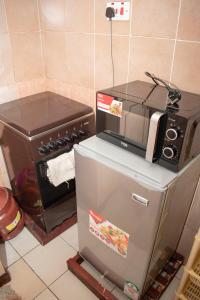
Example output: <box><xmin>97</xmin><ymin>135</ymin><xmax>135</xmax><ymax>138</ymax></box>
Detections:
<box><xmin>46</xmin><ymin>149</ymin><xmax>75</xmax><ymax>187</ymax></box>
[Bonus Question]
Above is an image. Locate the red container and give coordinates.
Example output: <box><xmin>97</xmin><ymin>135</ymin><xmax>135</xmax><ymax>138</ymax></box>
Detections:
<box><xmin>0</xmin><ymin>188</ymin><xmax>24</xmax><ymax>240</ymax></box>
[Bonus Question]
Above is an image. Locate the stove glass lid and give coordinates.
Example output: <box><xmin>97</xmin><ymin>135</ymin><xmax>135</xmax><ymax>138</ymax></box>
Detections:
<box><xmin>0</xmin><ymin>92</ymin><xmax>92</xmax><ymax>136</ymax></box>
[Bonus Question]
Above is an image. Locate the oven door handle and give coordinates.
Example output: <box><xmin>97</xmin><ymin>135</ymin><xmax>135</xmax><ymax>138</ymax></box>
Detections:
<box><xmin>146</xmin><ymin>111</ymin><xmax>165</xmax><ymax>162</ymax></box>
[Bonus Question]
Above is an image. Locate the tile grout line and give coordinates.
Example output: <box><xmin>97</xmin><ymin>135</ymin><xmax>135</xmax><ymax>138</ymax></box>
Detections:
<box><xmin>6</xmin><ymin>241</ymin><xmax>40</xmax><ymax>268</ymax></box>
<box><xmin>10</xmin><ymin>256</ymin><xmax>48</xmax><ymax>298</ymax></box>
<box><xmin>21</xmin><ymin>236</ymin><xmax>74</xmax><ymax>291</ymax></box>
<box><xmin>8</xmin><ymin>237</ymin><xmax>75</xmax><ymax>298</ymax></box>
<box><xmin>20</xmin><ymin>243</ymin><xmax>41</xmax><ymax>257</ymax></box>
<box><xmin>48</xmin><ymin>269</ymin><xmax>69</xmax><ymax>288</ymax></box>
<box><xmin>2</xmin><ymin>0</ymin><xmax>17</xmax><ymax>91</ymax></box>
<box><xmin>21</xmin><ymin>256</ymin><xmax>50</xmax><ymax>291</ymax></box>
<box><xmin>126</xmin><ymin>0</ymin><xmax>133</xmax><ymax>83</ymax></box>
<box><xmin>45</xmin><ymin>287</ymin><xmax>60</xmax><ymax>300</ymax></box>
<box><xmin>32</xmin><ymin>286</ymin><xmax>59</xmax><ymax>300</ymax></box>
<box><xmin>2</xmin><ymin>0</ymin><xmax>45</xmax><ymax>98</ymax></box>
<box><xmin>8</xmin><ymin>229</ymin><xmax>41</xmax><ymax>257</ymax></box>
<box><xmin>169</xmin><ymin>0</ymin><xmax>182</xmax><ymax>84</ymax></box>
<box><xmin>8</xmin><ymin>232</ymin><xmax>115</xmax><ymax>298</ymax></box>
<box><xmin>36</xmin><ymin>0</ymin><xmax>46</xmax><ymax>81</ymax></box>
<box><xmin>177</xmin><ymin>38</ymin><xmax>200</xmax><ymax>44</ymax></box>
<box><xmin>59</xmin><ymin>235</ymin><xmax>78</xmax><ymax>253</ymax></box>
<box><xmin>3</xmin><ymin>242</ymin><xmax>22</xmax><ymax>269</ymax></box>
<box><xmin>3</xmin><ymin>30</ymin><xmax>42</xmax><ymax>34</ymax></box>
<box><xmin>41</xmin><ymin>30</ymin><xmax>200</xmax><ymax>44</ymax></box>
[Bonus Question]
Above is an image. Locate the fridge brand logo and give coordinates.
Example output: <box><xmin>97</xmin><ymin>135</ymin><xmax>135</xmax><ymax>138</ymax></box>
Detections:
<box><xmin>121</xmin><ymin>141</ymin><xmax>128</xmax><ymax>148</ymax></box>
<box><xmin>89</xmin><ymin>210</ymin><xmax>129</xmax><ymax>258</ymax></box>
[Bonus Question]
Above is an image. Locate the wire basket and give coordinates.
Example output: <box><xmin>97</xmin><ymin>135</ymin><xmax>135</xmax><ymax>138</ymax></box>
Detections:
<box><xmin>175</xmin><ymin>229</ymin><xmax>200</xmax><ymax>300</ymax></box>
<box><xmin>192</xmin><ymin>251</ymin><xmax>200</xmax><ymax>278</ymax></box>
<box><xmin>189</xmin><ymin>271</ymin><xmax>200</xmax><ymax>288</ymax></box>
<box><xmin>181</xmin><ymin>275</ymin><xmax>200</xmax><ymax>300</ymax></box>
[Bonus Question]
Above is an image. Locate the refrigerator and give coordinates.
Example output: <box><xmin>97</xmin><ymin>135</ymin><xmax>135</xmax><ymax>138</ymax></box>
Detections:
<box><xmin>74</xmin><ymin>136</ymin><xmax>200</xmax><ymax>299</ymax></box>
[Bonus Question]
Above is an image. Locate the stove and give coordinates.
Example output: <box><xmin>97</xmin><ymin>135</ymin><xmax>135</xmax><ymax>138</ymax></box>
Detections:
<box><xmin>0</xmin><ymin>92</ymin><xmax>95</xmax><ymax>234</ymax></box>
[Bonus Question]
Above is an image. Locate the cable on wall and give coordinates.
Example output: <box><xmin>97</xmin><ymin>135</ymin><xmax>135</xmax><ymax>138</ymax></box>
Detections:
<box><xmin>105</xmin><ymin>7</ymin><xmax>115</xmax><ymax>87</ymax></box>
<box><xmin>110</xmin><ymin>19</ymin><xmax>115</xmax><ymax>87</ymax></box>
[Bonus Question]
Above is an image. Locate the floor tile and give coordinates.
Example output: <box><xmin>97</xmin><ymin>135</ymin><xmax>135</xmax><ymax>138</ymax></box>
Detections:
<box><xmin>81</xmin><ymin>261</ymin><xmax>115</xmax><ymax>292</ymax></box>
<box><xmin>7</xmin><ymin>259</ymin><xmax>46</xmax><ymax>300</ymax></box>
<box><xmin>23</xmin><ymin>236</ymin><xmax>76</xmax><ymax>285</ymax></box>
<box><xmin>160</xmin><ymin>277</ymin><xmax>180</xmax><ymax>300</ymax></box>
<box><xmin>60</xmin><ymin>223</ymin><xmax>79</xmax><ymax>251</ymax></box>
<box><xmin>0</xmin><ymin>242</ymin><xmax>20</xmax><ymax>267</ymax></box>
<box><xmin>9</xmin><ymin>227</ymin><xmax>40</xmax><ymax>256</ymax></box>
<box><xmin>111</xmin><ymin>287</ymin><xmax>129</xmax><ymax>300</ymax></box>
<box><xmin>50</xmin><ymin>271</ymin><xmax>98</xmax><ymax>300</ymax></box>
<box><xmin>175</xmin><ymin>265</ymin><xmax>184</xmax><ymax>280</ymax></box>
<box><xmin>34</xmin><ymin>288</ymin><xmax>58</xmax><ymax>300</ymax></box>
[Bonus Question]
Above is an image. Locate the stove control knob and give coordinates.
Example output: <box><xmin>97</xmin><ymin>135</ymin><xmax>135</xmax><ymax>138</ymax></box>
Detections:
<box><xmin>38</xmin><ymin>145</ymin><xmax>50</xmax><ymax>155</ymax></box>
<box><xmin>56</xmin><ymin>138</ymin><xmax>65</xmax><ymax>147</ymax></box>
<box><xmin>163</xmin><ymin>146</ymin><xmax>176</xmax><ymax>159</ymax></box>
<box><xmin>78</xmin><ymin>129</ymin><xmax>86</xmax><ymax>137</ymax></box>
<box><xmin>71</xmin><ymin>131</ymin><xmax>79</xmax><ymax>140</ymax></box>
<box><xmin>166</xmin><ymin>128</ymin><xmax>178</xmax><ymax>141</ymax></box>
<box><xmin>47</xmin><ymin>141</ymin><xmax>58</xmax><ymax>151</ymax></box>
<box><xmin>63</xmin><ymin>135</ymin><xmax>73</xmax><ymax>143</ymax></box>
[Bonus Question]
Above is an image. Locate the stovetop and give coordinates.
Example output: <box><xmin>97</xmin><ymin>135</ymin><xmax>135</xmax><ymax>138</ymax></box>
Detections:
<box><xmin>0</xmin><ymin>92</ymin><xmax>93</xmax><ymax>137</ymax></box>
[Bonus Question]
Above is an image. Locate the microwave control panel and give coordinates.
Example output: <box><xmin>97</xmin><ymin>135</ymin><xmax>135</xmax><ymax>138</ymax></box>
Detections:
<box><xmin>162</xmin><ymin>116</ymin><xmax>186</xmax><ymax>161</ymax></box>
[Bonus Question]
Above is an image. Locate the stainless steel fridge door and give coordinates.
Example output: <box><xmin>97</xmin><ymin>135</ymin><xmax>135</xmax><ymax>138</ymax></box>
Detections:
<box><xmin>75</xmin><ymin>146</ymin><xmax>166</xmax><ymax>298</ymax></box>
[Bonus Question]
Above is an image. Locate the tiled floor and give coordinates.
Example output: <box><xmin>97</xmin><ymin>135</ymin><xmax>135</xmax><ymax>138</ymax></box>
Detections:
<box><xmin>0</xmin><ymin>225</ymin><xmax>182</xmax><ymax>300</ymax></box>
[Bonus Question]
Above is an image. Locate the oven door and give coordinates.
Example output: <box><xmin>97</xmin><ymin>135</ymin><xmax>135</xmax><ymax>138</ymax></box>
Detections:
<box><xmin>36</xmin><ymin>149</ymin><xmax>76</xmax><ymax>210</ymax></box>
<box><xmin>96</xmin><ymin>96</ymin><xmax>167</xmax><ymax>162</ymax></box>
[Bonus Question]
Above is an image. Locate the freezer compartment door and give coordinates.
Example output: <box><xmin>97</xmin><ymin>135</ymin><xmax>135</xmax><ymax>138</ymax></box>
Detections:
<box><xmin>75</xmin><ymin>146</ymin><xmax>166</xmax><ymax>297</ymax></box>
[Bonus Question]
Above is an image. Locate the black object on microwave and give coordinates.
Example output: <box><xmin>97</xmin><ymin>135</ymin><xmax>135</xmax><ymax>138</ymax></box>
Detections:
<box><xmin>96</xmin><ymin>75</ymin><xmax>200</xmax><ymax>172</ymax></box>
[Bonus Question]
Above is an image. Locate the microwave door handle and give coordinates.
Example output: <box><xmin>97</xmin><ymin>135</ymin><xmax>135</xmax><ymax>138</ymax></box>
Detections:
<box><xmin>146</xmin><ymin>111</ymin><xmax>165</xmax><ymax>162</ymax></box>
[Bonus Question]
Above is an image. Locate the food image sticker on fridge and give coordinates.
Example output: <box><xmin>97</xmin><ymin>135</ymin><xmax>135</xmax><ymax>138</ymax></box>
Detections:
<box><xmin>89</xmin><ymin>209</ymin><xmax>129</xmax><ymax>258</ymax></box>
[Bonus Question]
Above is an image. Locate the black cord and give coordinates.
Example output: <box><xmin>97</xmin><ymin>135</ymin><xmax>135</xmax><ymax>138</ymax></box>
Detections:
<box><xmin>110</xmin><ymin>19</ymin><xmax>115</xmax><ymax>87</ymax></box>
<box><xmin>145</xmin><ymin>71</ymin><xmax>181</xmax><ymax>105</ymax></box>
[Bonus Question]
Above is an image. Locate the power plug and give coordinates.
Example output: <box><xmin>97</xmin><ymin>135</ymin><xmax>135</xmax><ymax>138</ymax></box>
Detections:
<box><xmin>105</xmin><ymin>7</ymin><xmax>115</xmax><ymax>20</ymax></box>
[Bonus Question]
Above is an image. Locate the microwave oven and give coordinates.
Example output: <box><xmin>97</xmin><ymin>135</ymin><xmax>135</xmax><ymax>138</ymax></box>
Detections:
<box><xmin>96</xmin><ymin>76</ymin><xmax>200</xmax><ymax>172</ymax></box>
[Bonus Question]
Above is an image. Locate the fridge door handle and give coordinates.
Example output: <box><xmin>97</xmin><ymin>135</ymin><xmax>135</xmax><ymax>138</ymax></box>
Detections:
<box><xmin>132</xmin><ymin>193</ymin><xmax>149</xmax><ymax>207</ymax></box>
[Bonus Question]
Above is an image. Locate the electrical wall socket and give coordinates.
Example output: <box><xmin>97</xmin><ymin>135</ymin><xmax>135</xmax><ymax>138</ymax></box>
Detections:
<box><xmin>106</xmin><ymin>1</ymin><xmax>130</xmax><ymax>21</ymax></box>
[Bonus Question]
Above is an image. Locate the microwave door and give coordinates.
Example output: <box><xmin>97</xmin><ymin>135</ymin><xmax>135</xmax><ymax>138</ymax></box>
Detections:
<box><xmin>119</xmin><ymin>104</ymin><xmax>149</xmax><ymax>148</ymax></box>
